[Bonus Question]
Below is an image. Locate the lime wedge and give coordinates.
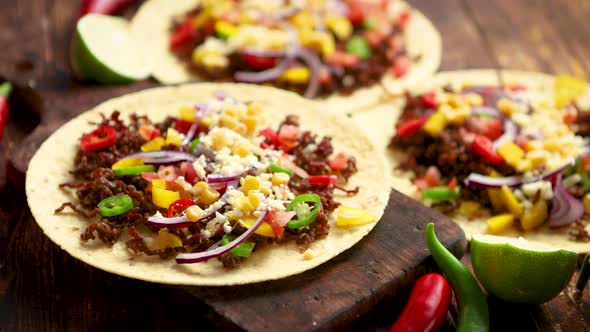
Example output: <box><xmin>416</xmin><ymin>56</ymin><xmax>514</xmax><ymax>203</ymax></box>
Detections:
<box><xmin>71</xmin><ymin>14</ymin><xmax>151</xmax><ymax>84</ymax></box>
<box><xmin>471</xmin><ymin>234</ymin><xmax>577</xmax><ymax>304</ymax></box>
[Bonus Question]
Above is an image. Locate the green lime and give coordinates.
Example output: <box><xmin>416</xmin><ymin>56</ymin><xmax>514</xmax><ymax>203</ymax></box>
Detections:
<box><xmin>71</xmin><ymin>14</ymin><xmax>151</xmax><ymax>84</ymax></box>
<box><xmin>471</xmin><ymin>234</ymin><xmax>578</xmax><ymax>304</ymax></box>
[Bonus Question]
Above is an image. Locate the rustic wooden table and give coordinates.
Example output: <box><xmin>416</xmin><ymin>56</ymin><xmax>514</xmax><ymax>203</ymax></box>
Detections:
<box><xmin>1</xmin><ymin>0</ymin><xmax>590</xmax><ymax>331</ymax></box>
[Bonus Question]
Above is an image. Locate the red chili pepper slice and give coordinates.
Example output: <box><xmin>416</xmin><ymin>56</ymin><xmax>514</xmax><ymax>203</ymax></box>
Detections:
<box><xmin>472</xmin><ymin>135</ymin><xmax>504</xmax><ymax>165</ymax></box>
<box><xmin>167</xmin><ymin>198</ymin><xmax>195</xmax><ymax>217</ymax></box>
<box><xmin>392</xmin><ymin>56</ymin><xmax>409</xmax><ymax>78</ymax></box>
<box><xmin>422</xmin><ymin>91</ymin><xmax>437</xmax><ymax>108</ymax></box>
<box><xmin>396</xmin><ymin>117</ymin><xmax>428</xmax><ymax>137</ymax></box>
<box><xmin>80</xmin><ymin>125</ymin><xmax>118</xmax><ymax>152</ymax></box>
<box><xmin>170</xmin><ymin>15</ymin><xmax>197</xmax><ymax>50</ymax></box>
<box><xmin>388</xmin><ymin>273</ymin><xmax>452</xmax><ymax>332</ymax></box>
<box><xmin>173</xmin><ymin>119</ymin><xmax>194</xmax><ymax>134</ymax></box>
<box><xmin>240</xmin><ymin>53</ymin><xmax>278</xmax><ymax>71</ymax></box>
<box><xmin>448</xmin><ymin>177</ymin><xmax>458</xmax><ymax>190</ymax></box>
<box><xmin>0</xmin><ymin>82</ymin><xmax>12</xmax><ymax>143</ymax></box>
<box><xmin>308</xmin><ymin>175</ymin><xmax>337</xmax><ymax>186</ymax></box>
<box><xmin>258</xmin><ymin>128</ymin><xmax>280</xmax><ymax>147</ymax></box>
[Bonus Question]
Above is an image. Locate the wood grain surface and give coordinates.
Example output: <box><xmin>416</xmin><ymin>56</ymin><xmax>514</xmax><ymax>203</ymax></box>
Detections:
<box><xmin>1</xmin><ymin>0</ymin><xmax>590</xmax><ymax>331</ymax></box>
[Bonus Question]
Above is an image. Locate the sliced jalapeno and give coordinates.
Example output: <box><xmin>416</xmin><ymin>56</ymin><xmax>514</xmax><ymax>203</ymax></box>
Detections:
<box><xmin>114</xmin><ymin>165</ymin><xmax>156</xmax><ymax>176</ymax></box>
<box><xmin>423</xmin><ymin>186</ymin><xmax>461</xmax><ymax>201</ymax></box>
<box><xmin>268</xmin><ymin>162</ymin><xmax>293</xmax><ymax>176</ymax></box>
<box><xmin>188</xmin><ymin>138</ymin><xmax>200</xmax><ymax>153</ymax></box>
<box><xmin>286</xmin><ymin>194</ymin><xmax>322</xmax><ymax>229</ymax></box>
<box><xmin>98</xmin><ymin>195</ymin><xmax>134</xmax><ymax>217</ymax></box>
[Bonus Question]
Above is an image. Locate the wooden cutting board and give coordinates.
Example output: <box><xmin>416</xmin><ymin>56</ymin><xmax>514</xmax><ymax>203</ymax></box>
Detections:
<box><xmin>8</xmin><ymin>83</ymin><xmax>466</xmax><ymax>331</ymax></box>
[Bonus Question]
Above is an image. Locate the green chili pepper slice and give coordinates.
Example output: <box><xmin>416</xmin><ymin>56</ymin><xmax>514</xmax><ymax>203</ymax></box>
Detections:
<box><xmin>188</xmin><ymin>139</ymin><xmax>200</xmax><ymax>153</ymax></box>
<box><xmin>114</xmin><ymin>165</ymin><xmax>156</xmax><ymax>176</ymax></box>
<box><xmin>98</xmin><ymin>195</ymin><xmax>134</xmax><ymax>217</ymax></box>
<box><xmin>268</xmin><ymin>162</ymin><xmax>293</xmax><ymax>176</ymax></box>
<box><xmin>581</xmin><ymin>174</ymin><xmax>590</xmax><ymax>193</ymax></box>
<box><xmin>423</xmin><ymin>186</ymin><xmax>461</xmax><ymax>201</ymax></box>
<box><xmin>286</xmin><ymin>194</ymin><xmax>322</xmax><ymax>229</ymax></box>
<box><xmin>425</xmin><ymin>223</ymin><xmax>489</xmax><ymax>332</ymax></box>
<box><xmin>346</xmin><ymin>36</ymin><xmax>372</xmax><ymax>60</ymax></box>
<box><xmin>221</xmin><ymin>235</ymin><xmax>255</xmax><ymax>257</ymax></box>
<box><xmin>362</xmin><ymin>18</ymin><xmax>377</xmax><ymax>30</ymax></box>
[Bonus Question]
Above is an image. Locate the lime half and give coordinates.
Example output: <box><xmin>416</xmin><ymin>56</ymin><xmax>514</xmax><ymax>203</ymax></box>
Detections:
<box><xmin>471</xmin><ymin>234</ymin><xmax>578</xmax><ymax>304</ymax></box>
<box><xmin>71</xmin><ymin>14</ymin><xmax>151</xmax><ymax>84</ymax></box>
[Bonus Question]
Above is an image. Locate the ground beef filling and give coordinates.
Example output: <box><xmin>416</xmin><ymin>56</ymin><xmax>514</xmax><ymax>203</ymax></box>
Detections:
<box><xmin>55</xmin><ymin>112</ymin><xmax>358</xmax><ymax>268</ymax></box>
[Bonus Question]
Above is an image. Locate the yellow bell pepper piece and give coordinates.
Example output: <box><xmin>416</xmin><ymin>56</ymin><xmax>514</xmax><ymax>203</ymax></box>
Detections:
<box><xmin>165</xmin><ymin>128</ymin><xmax>183</xmax><ymax>147</ymax></box>
<box><xmin>497</xmin><ymin>142</ymin><xmax>524</xmax><ymax>168</ymax></box>
<box><xmin>151</xmin><ymin>179</ymin><xmax>166</xmax><ymax>190</ymax></box>
<box><xmin>215</xmin><ymin>21</ymin><xmax>237</xmax><ymax>40</ymax></box>
<box><xmin>336</xmin><ymin>206</ymin><xmax>377</xmax><ymax>227</ymax></box>
<box><xmin>423</xmin><ymin>111</ymin><xmax>447</xmax><ymax>137</ymax></box>
<box><xmin>555</xmin><ymin>75</ymin><xmax>587</xmax><ymax>108</ymax></box>
<box><xmin>500</xmin><ymin>185</ymin><xmax>523</xmax><ymax>217</ymax></box>
<box><xmin>457</xmin><ymin>201</ymin><xmax>481</xmax><ymax>218</ymax></box>
<box><xmin>179</xmin><ymin>106</ymin><xmax>196</xmax><ymax>122</ymax></box>
<box><xmin>152</xmin><ymin>187</ymin><xmax>180</xmax><ymax>209</ymax></box>
<box><xmin>280</xmin><ymin>67</ymin><xmax>311</xmax><ymax>84</ymax></box>
<box><xmin>158</xmin><ymin>229</ymin><xmax>183</xmax><ymax>248</ymax></box>
<box><xmin>487</xmin><ymin>214</ymin><xmax>515</xmax><ymax>234</ymax></box>
<box><xmin>239</xmin><ymin>216</ymin><xmax>275</xmax><ymax>237</ymax></box>
<box><xmin>584</xmin><ymin>194</ymin><xmax>590</xmax><ymax>215</ymax></box>
<box><xmin>290</xmin><ymin>11</ymin><xmax>314</xmax><ymax>31</ymax></box>
<box><xmin>141</xmin><ymin>137</ymin><xmax>165</xmax><ymax>152</ymax></box>
<box><xmin>112</xmin><ymin>158</ymin><xmax>144</xmax><ymax>170</ymax></box>
<box><xmin>521</xmin><ymin>199</ymin><xmax>548</xmax><ymax>231</ymax></box>
<box><xmin>487</xmin><ymin>171</ymin><xmax>505</xmax><ymax>212</ymax></box>
<box><xmin>325</xmin><ymin>15</ymin><xmax>352</xmax><ymax>40</ymax></box>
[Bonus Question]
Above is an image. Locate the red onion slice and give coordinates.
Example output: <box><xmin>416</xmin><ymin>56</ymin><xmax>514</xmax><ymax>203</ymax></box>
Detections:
<box><xmin>234</xmin><ymin>57</ymin><xmax>295</xmax><ymax>83</ymax></box>
<box><xmin>297</xmin><ymin>47</ymin><xmax>321</xmax><ymax>99</ymax></box>
<box><xmin>549</xmin><ymin>174</ymin><xmax>585</xmax><ymax>228</ymax></box>
<box><xmin>182</xmin><ymin>122</ymin><xmax>199</xmax><ymax>146</ymax></box>
<box><xmin>175</xmin><ymin>210</ymin><xmax>268</xmax><ymax>263</ymax></box>
<box><xmin>122</xmin><ymin>151</ymin><xmax>197</xmax><ymax>165</ymax></box>
<box><xmin>207</xmin><ymin>171</ymin><xmax>248</xmax><ymax>184</ymax></box>
<box><xmin>492</xmin><ymin>119</ymin><xmax>518</xmax><ymax>151</ymax></box>
<box><xmin>464</xmin><ymin>161</ymin><xmax>575</xmax><ymax>189</ymax></box>
<box><xmin>146</xmin><ymin>191</ymin><xmax>231</xmax><ymax>228</ymax></box>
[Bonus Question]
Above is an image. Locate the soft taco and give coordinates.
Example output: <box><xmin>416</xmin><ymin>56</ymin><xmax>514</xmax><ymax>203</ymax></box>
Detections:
<box><xmin>355</xmin><ymin>70</ymin><xmax>590</xmax><ymax>252</ymax></box>
<box><xmin>26</xmin><ymin>84</ymin><xmax>389</xmax><ymax>286</ymax></box>
<box><xmin>130</xmin><ymin>0</ymin><xmax>441</xmax><ymax>113</ymax></box>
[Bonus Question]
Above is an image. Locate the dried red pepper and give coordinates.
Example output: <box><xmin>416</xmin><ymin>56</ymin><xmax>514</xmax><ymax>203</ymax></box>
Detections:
<box><xmin>0</xmin><ymin>82</ymin><xmax>12</xmax><ymax>143</ymax></box>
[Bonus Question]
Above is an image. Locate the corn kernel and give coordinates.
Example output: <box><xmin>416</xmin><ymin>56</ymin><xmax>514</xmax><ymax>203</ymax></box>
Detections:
<box><xmin>247</xmin><ymin>102</ymin><xmax>263</xmax><ymax>116</ymax></box>
<box><xmin>498</xmin><ymin>142</ymin><xmax>524</xmax><ymax>167</ymax></box>
<box><xmin>165</xmin><ymin>128</ymin><xmax>183</xmax><ymax>146</ymax></box>
<box><xmin>515</xmin><ymin>159</ymin><xmax>533</xmax><ymax>172</ymax></box>
<box><xmin>200</xmin><ymin>188</ymin><xmax>220</xmax><ymax>205</ymax></box>
<box><xmin>193</xmin><ymin>181</ymin><xmax>209</xmax><ymax>195</ymax></box>
<box><xmin>500</xmin><ymin>185</ymin><xmax>523</xmax><ymax>217</ymax></box>
<box><xmin>215</xmin><ymin>21</ymin><xmax>237</xmax><ymax>39</ymax></box>
<box><xmin>487</xmin><ymin>214</ymin><xmax>515</xmax><ymax>234</ymax></box>
<box><xmin>248</xmin><ymin>191</ymin><xmax>261</xmax><ymax>209</ymax></box>
<box><xmin>465</xmin><ymin>93</ymin><xmax>484</xmax><ymax>106</ymax></box>
<box><xmin>201</xmin><ymin>116</ymin><xmax>213</xmax><ymax>127</ymax></box>
<box><xmin>303</xmin><ymin>248</ymin><xmax>315</xmax><ymax>260</ymax></box>
<box><xmin>158</xmin><ymin>229</ymin><xmax>183</xmax><ymax>248</ymax></box>
<box><xmin>272</xmin><ymin>172</ymin><xmax>290</xmax><ymax>186</ymax></box>
<box><xmin>526</xmin><ymin>150</ymin><xmax>547</xmax><ymax>169</ymax></box>
<box><xmin>238</xmin><ymin>196</ymin><xmax>256</xmax><ymax>212</ymax></box>
<box><xmin>112</xmin><ymin>158</ymin><xmax>144</xmax><ymax>170</ymax></box>
<box><xmin>240</xmin><ymin>175</ymin><xmax>260</xmax><ymax>193</ymax></box>
<box><xmin>446</xmin><ymin>94</ymin><xmax>462</xmax><ymax>108</ymax></box>
<box><xmin>186</xmin><ymin>205</ymin><xmax>204</xmax><ymax>222</ymax></box>
<box><xmin>543</xmin><ymin>139</ymin><xmax>561</xmax><ymax>153</ymax></box>
<box><xmin>325</xmin><ymin>15</ymin><xmax>352</xmax><ymax>40</ymax></box>
<box><xmin>219</xmin><ymin>114</ymin><xmax>238</xmax><ymax>129</ymax></box>
<box><xmin>440</xmin><ymin>104</ymin><xmax>470</xmax><ymax>125</ymax></box>
<box><xmin>290</xmin><ymin>11</ymin><xmax>314</xmax><ymax>31</ymax></box>
<box><xmin>458</xmin><ymin>201</ymin><xmax>481</xmax><ymax>218</ymax></box>
<box><xmin>211</xmin><ymin>130</ymin><xmax>228</xmax><ymax>150</ymax></box>
<box><xmin>280</xmin><ymin>67</ymin><xmax>311</xmax><ymax>84</ymax></box>
<box><xmin>521</xmin><ymin>199</ymin><xmax>548</xmax><ymax>230</ymax></box>
<box><xmin>179</xmin><ymin>106</ymin><xmax>196</xmax><ymax>122</ymax></box>
<box><xmin>244</xmin><ymin>116</ymin><xmax>257</xmax><ymax>135</ymax></box>
<box><xmin>233</xmin><ymin>123</ymin><xmax>247</xmax><ymax>136</ymax></box>
<box><xmin>141</xmin><ymin>137</ymin><xmax>166</xmax><ymax>152</ymax></box>
<box><xmin>497</xmin><ymin>98</ymin><xmax>518</xmax><ymax>115</ymax></box>
<box><xmin>224</xmin><ymin>107</ymin><xmax>238</xmax><ymax>118</ymax></box>
<box><xmin>232</xmin><ymin>143</ymin><xmax>250</xmax><ymax>157</ymax></box>
<box><xmin>423</xmin><ymin>111</ymin><xmax>447</xmax><ymax>137</ymax></box>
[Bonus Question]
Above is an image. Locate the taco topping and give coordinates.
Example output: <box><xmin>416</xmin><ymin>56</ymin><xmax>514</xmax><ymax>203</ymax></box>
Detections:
<box><xmin>55</xmin><ymin>92</ymin><xmax>368</xmax><ymax>268</ymax></box>
<box><xmin>390</xmin><ymin>84</ymin><xmax>590</xmax><ymax>240</ymax></box>
<box><xmin>168</xmin><ymin>0</ymin><xmax>414</xmax><ymax>98</ymax></box>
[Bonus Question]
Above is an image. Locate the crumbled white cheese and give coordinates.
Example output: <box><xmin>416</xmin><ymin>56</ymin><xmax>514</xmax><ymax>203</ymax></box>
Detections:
<box><xmin>223</xmin><ymin>221</ymin><xmax>232</xmax><ymax>234</ymax></box>
<box><xmin>521</xmin><ymin>181</ymin><xmax>553</xmax><ymax>200</ymax></box>
<box><xmin>206</xmin><ymin>212</ymin><xmax>228</xmax><ymax>234</ymax></box>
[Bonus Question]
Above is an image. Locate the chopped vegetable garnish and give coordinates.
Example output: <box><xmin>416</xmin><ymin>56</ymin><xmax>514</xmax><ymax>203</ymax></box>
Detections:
<box><xmin>80</xmin><ymin>125</ymin><xmax>118</xmax><ymax>152</ymax></box>
<box><xmin>114</xmin><ymin>165</ymin><xmax>156</xmax><ymax>176</ymax></box>
<box><xmin>221</xmin><ymin>235</ymin><xmax>255</xmax><ymax>257</ymax></box>
<box><xmin>286</xmin><ymin>194</ymin><xmax>322</xmax><ymax>229</ymax></box>
<box><xmin>98</xmin><ymin>194</ymin><xmax>133</xmax><ymax>217</ymax></box>
<box><xmin>268</xmin><ymin>162</ymin><xmax>293</xmax><ymax>176</ymax></box>
<box><xmin>423</xmin><ymin>186</ymin><xmax>460</xmax><ymax>201</ymax></box>
<box><xmin>345</xmin><ymin>36</ymin><xmax>372</xmax><ymax>60</ymax></box>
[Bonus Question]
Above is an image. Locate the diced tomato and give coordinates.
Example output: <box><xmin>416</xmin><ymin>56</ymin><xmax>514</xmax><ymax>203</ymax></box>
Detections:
<box><xmin>325</xmin><ymin>51</ymin><xmax>359</xmax><ymax>68</ymax></box>
<box><xmin>170</xmin><ymin>16</ymin><xmax>196</xmax><ymax>50</ymax></box>
<box><xmin>392</xmin><ymin>56</ymin><xmax>409</xmax><ymax>78</ymax></box>
<box><xmin>422</xmin><ymin>91</ymin><xmax>438</xmax><ymax>108</ymax></box>
<box><xmin>173</xmin><ymin>119</ymin><xmax>194</xmax><ymax>134</ymax></box>
<box><xmin>424</xmin><ymin>166</ymin><xmax>441</xmax><ymax>187</ymax></box>
<box><xmin>277</xmin><ymin>125</ymin><xmax>301</xmax><ymax>152</ymax></box>
<box><xmin>167</xmin><ymin>198</ymin><xmax>195</xmax><ymax>217</ymax></box>
<box><xmin>329</xmin><ymin>153</ymin><xmax>349</xmax><ymax>171</ymax></box>
<box><xmin>563</xmin><ymin>110</ymin><xmax>578</xmax><ymax>125</ymax></box>
<box><xmin>396</xmin><ymin>117</ymin><xmax>428</xmax><ymax>137</ymax></box>
<box><xmin>240</xmin><ymin>53</ymin><xmax>278</xmax><ymax>71</ymax></box>
<box><xmin>413</xmin><ymin>178</ymin><xmax>429</xmax><ymax>190</ymax></box>
<box><xmin>139</xmin><ymin>125</ymin><xmax>161</xmax><ymax>141</ymax></box>
<box><xmin>448</xmin><ymin>177</ymin><xmax>458</xmax><ymax>190</ymax></box>
<box><xmin>309</xmin><ymin>175</ymin><xmax>337</xmax><ymax>186</ymax></box>
<box><xmin>141</xmin><ymin>172</ymin><xmax>159</xmax><ymax>182</ymax></box>
<box><xmin>466</xmin><ymin>117</ymin><xmax>503</xmax><ymax>141</ymax></box>
<box><xmin>157</xmin><ymin>166</ymin><xmax>177</xmax><ymax>182</ymax></box>
<box><xmin>345</xmin><ymin>0</ymin><xmax>366</xmax><ymax>25</ymax></box>
<box><xmin>80</xmin><ymin>125</ymin><xmax>118</xmax><ymax>152</ymax></box>
<box><xmin>264</xmin><ymin>210</ymin><xmax>297</xmax><ymax>237</ymax></box>
<box><xmin>397</xmin><ymin>10</ymin><xmax>411</xmax><ymax>30</ymax></box>
<box><xmin>472</xmin><ymin>135</ymin><xmax>504</xmax><ymax>165</ymax></box>
<box><xmin>178</xmin><ymin>162</ymin><xmax>198</xmax><ymax>184</ymax></box>
<box><xmin>387</xmin><ymin>36</ymin><xmax>401</xmax><ymax>54</ymax></box>
<box><xmin>258</xmin><ymin>128</ymin><xmax>279</xmax><ymax>147</ymax></box>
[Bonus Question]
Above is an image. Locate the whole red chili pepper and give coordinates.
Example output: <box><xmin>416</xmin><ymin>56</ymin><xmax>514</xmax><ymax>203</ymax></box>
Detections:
<box><xmin>79</xmin><ymin>0</ymin><xmax>140</xmax><ymax>17</ymax></box>
<box><xmin>0</xmin><ymin>82</ymin><xmax>12</xmax><ymax>143</ymax></box>
<box><xmin>388</xmin><ymin>273</ymin><xmax>452</xmax><ymax>332</ymax></box>
<box><xmin>396</xmin><ymin>117</ymin><xmax>428</xmax><ymax>137</ymax></box>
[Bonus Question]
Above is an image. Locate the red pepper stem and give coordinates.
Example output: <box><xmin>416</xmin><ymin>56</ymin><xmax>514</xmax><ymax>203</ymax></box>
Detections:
<box><xmin>0</xmin><ymin>82</ymin><xmax>13</xmax><ymax>98</ymax></box>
